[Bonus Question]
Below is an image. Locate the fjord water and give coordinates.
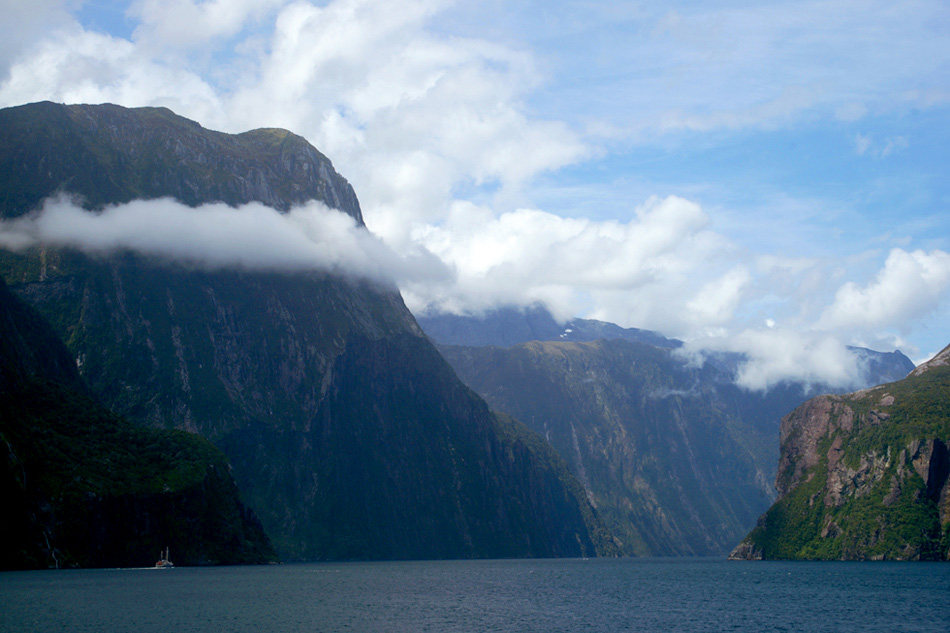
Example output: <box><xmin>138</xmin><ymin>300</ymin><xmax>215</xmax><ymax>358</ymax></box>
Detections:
<box><xmin>2</xmin><ymin>558</ymin><xmax>947</xmax><ymax>633</ymax></box>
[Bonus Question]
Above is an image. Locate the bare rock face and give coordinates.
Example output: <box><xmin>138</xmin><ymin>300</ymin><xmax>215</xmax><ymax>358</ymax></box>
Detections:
<box><xmin>912</xmin><ymin>345</ymin><xmax>950</xmax><ymax>377</ymax></box>
<box><xmin>912</xmin><ymin>439</ymin><xmax>950</xmax><ymax>522</ymax></box>
<box><xmin>776</xmin><ymin>395</ymin><xmax>853</xmax><ymax>496</ymax></box>
<box><xmin>825</xmin><ymin>446</ymin><xmax>890</xmax><ymax>507</ymax></box>
<box><xmin>727</xmin><ymin>537</ymin><xmax>764</xmax><ymax>561</ymax></box>
<box><xmin>731</xmin><ymin>343</ymin><xmax>950</xmax><ymax>561</ymax></box>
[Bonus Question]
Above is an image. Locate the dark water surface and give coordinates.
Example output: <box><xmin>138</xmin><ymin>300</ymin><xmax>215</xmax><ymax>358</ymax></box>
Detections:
<box><xmin>2</xmin><ymin>558</ymin><xmax>948</xmax><ymax>632</ymax></box>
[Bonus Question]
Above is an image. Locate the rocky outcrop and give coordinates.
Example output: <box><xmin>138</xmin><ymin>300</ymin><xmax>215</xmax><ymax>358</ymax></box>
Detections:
<box><xmin>911</xmin><ymin>345</ymin><xmax>950</xmax><ymax>377</ymax></box>
<box><xmin>731</xmin><ymin>343</ymin><xmax>950</xmax><ymax>561</ymax></box>
<box><xmin>776</xmin><ymin>395</ymin><xmax>857</xmax><ymax>497</ymax></box>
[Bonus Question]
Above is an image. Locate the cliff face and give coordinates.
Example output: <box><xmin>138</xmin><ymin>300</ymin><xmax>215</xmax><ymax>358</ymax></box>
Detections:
<box><xmin>731</xmin><ymin>344</ymin><xmax>950</xmax><ymax>561</ymax></box>
<box><xmin>426</xmin><ymin>307</ymin><xmax>916</xmax><ymax>556</ymax></box>
<box><xmin>0</xmin><ymin>101</ymin><xmax>610</xmax><ymax>560</ymax></box>
<box><xmin>438</xmin><ymin>339</ymin><xmax>778</xmax><ymax>556</ymax></box>
<box><xmin>0</xmin><ymin>279</ymin><xmax>276</xmax><ymax>569</ymax></box>
<box><xmin>12</xmin><ymin>254</ymin><xmax>417</xmax><ymax>441</ymax></box>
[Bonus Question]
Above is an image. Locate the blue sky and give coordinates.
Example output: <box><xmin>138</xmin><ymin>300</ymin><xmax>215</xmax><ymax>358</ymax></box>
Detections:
<box><xmin>1</xmin><ymin>0</ymin><xmax>948</xmax><ymax>387</ymax></box>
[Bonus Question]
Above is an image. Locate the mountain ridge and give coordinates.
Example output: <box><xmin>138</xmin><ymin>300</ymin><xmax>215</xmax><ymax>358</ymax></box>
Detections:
<box><xmin>417</xmin><ymin>304</ymin><xmax>914</xmax><ymax>388</ymax></box>
<box><xmin>428</xmin><ymin>308</ymin><xmax>916</xmax><ymax>556</ymax></box>
<box><xmin>0</xmin><ymin>101</ymin><xmax>362</xmax><ymax>222</ymax></box>
<box><xmin>0</xmin><ymin>101</ymin><xmax>612</xmax><ymax>561</ymax></box>
<box><xmin>417</xmin><ymin>304</ymin><xmax>680</xmax><ymax>349</ymax></box>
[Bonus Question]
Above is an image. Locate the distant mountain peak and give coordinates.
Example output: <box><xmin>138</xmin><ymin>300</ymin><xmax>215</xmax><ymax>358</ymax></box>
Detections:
<box><xmin>416</xmin><ymin>304</ymin><xmax>680</xmax><ymax>349</ymax></box>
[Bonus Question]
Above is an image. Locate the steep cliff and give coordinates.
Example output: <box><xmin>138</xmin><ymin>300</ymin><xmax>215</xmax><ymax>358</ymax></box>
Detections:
<box><xmin>0</xmin><ymin>101</ymin><xmax>610</xmax><ymax>560</ymax></box>
<box><xmin>439</xmin><ymin>339</ymin><xmax>784</xmax><ymax>555</ymax></box>
<box><xmin>730</xmin><ymin>344</ymin><xmax>950</xmax><ymax>561</ymax></box>
<box><xmin>0</xmin><ymin>278</ymin><xmax>276</xmax><ymax>569</ymax></box>
<box><xmin>427</xmin><ymin>307</ymin><xmax>915</xmax><ymax>556</ymax></box>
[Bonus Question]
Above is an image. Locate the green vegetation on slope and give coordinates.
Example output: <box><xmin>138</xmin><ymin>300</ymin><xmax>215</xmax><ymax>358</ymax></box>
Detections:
<box><xmin>734</xmin><ymin>350</ymin><xmax>950</xmax><ymax>561</ymax></box>
<box><xmin>2</xmin><ymin>379</ymin><xmax>278</xmax><ymax>569</ymax></box>
<box><xmin>0</xmin><ymin>278</ymin><xmax>276</xmax><ymax>569</ymax></box>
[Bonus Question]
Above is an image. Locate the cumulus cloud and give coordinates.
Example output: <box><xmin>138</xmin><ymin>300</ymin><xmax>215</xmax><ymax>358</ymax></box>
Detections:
<box><xmin>685</xmin><ymin>267</ymin><xmax>753</xmax><ymax>328</ymax></box>
<box><xmin>403</xmin><ymin>195</ymin><xmax>726</xmax><ymax>322</ymax></box>
<box><xmin>0</xmin><ymin>0</ymin><xmax>589</xmax><ymax>251</ymax></box>
<box><xmin>0</xmin><ymin>195</ymin><xmax>450</xmax><ymax>285</ymax></box>
<box><xmin>0</xmin><ymin>0</ymin><xmax>74</xmax><ymax>78</ymax></box>
<box><xmin>0</xmin><ymin>26</ymin><xmax>223</xmax><ymax>124</ymax></box>
<box><xmin>673</xmin><ymin>247</ymin><xmax>950</xmax><ymax>390</ymax></box>
<box><xmin>397</xmin><ymin>195</ymin><xmax>949</xmax><ymax>391</ymax></box>
<box><xmin>228</xmin><ymin>0</ymin><xmax>588</xmax><ymax>245</ymax></box>
<box><xmin>818</xmin><ymin>248</ymin><xmax>950</xmax><ymax>332</ymax></box>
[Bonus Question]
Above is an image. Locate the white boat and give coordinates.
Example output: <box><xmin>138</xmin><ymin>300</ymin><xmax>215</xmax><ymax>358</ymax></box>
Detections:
<box><xmin>154</xmin><ymin>547</ymin><xmax>174</xmax><ymax>569</ymax></box>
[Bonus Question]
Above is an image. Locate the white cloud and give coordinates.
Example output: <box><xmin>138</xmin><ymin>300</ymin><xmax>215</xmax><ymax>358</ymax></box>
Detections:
<box><xmin>673</xmin><ymin>248</ymin><xmax>950</xmax><ymax>390</ymax></box>
<box><xmin>404</xmin><ymin>195</ymin><xmax>724</xmax><ymax>323</ymax></box>
<box><xmin>686</xmin><ymin>267</ymin><xmax>752</xmax><ymax>328</ymax></box>
<box><xmin>0</xmin><ymin>26</ymin><xmax>223</xmax><ymax>123</ymax></box>
<box><xmin>0</xmin><ymin>0</ymin><xmax>74</xmax><ymax>80</ymax></box>
<box><xmin>818</xmin><ymin>248</ymin><xmax>950</xmax><ymax>332</ymax></box>
<box><xmin>880</xmin><ymin>136</ymin><xmax>909</xmax><ymax>157</ymax></box>
<box><xmin>224</xmin><ymin>0</ymin><xmax>590</xmax><ymax>248</ymax></box>
<box><xmin>835</xmin><ymin>102</ymin><xmax>868</xmax><ymax>121</ymax></box>
<box><xmin>682</xmin><ymin>329</ymin><xmax>865</xmax><ymax>391</ymax></box>
<box><xmin>0</xmin><ymin>195</ymin><xmax>450</xmax><ymax>285</ymax></box>
<box><xmin>854</xmin><ymin>133</ymin><xmax>910</xmax><ymax>158</ymax></box>
<box><xmin>0</xmin><ymin>0</ymin><xmax>589</xmax><ymax>245</ymax></box>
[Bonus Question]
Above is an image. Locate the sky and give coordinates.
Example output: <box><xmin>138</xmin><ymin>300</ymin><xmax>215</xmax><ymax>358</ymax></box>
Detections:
<box><xmin>0</xmin><ymin>0</ymin><xmax>948</xmax><ymax>389</ymax></box>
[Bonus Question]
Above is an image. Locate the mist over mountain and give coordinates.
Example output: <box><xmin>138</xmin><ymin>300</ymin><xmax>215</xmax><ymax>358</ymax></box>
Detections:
<box><xmin>0</xmin><ymin>101</ymin><xmax>611</xmax><ymax>561</ymax></box>
<box><xmin>2</xmin><ymin>99</ymin><xmax>931</xmax><ymax>564</ymax></box>
<box><xmin>418</xmin><ymin>304</ymin><xmax>912</xmax><ymax>390</ymax></box>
